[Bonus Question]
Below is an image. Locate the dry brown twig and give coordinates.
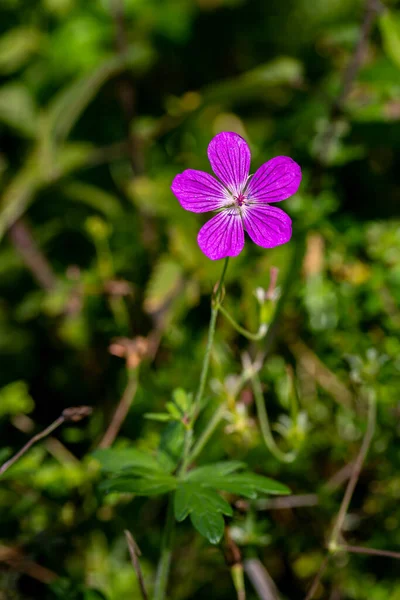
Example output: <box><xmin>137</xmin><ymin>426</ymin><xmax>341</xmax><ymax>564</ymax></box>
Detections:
<box><xmin>304</xmin><ymin>389</ymin><xmax>400</xmax><ymax>599</ymax></box>
<box><xmin>0</xmin><ymin>544</ymin><xmax>58</xmax><ymax>584</ymax></box>
<box><xmin>0</xmin><ymin>406</ymin><xmax>92</xmax><ymax>477</ymax></box>
<box><xmin>98</xmin><ymin>336</ymin><xmax>151</xmax><ymax>449</ymax></box>
<box><xmin>98</xmin><ymin>374</ymin><xmax>138</xmax><ymax>449</ymax></box>
<box><xmin>8</xmin><ymin>218</ymin><xmax>57</xmax><ymax>291</ymax></box>
<box><xmin>125</xmin><ymin>530</ymin><xmax>149</xmax><ymax>600</ymax></box>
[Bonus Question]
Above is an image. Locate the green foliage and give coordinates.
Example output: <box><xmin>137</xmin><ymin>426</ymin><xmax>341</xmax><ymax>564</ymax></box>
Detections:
<box><xmin>174</xmin><ymin>482</ymin><xmax>232</xmax><ymax>544</ymax></box>
<box><xmin>0</xmin><ymin>381</ymin><xmax>34</xmax><ymax>417</ymax></box>
<box><xmin>1</xmin><ymin>0</ymin><xmax>400</xmax><ymax>598</ymax></box>
<box><xmin>379</xmin><ymin>9</ymin><xmax>400</xmax><ymax>70</ymax></box>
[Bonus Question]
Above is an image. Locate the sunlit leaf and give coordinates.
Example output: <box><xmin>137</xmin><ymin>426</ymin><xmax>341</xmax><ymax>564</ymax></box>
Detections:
<box><xmin>0</xmin><ymin>381</ymin><xmax>35</xmax><ymax>417</ymax></box>
<box><xmin>0</xmin><ymin>27</ymin><xmax>42</xmax><ymax>74</ymax></box>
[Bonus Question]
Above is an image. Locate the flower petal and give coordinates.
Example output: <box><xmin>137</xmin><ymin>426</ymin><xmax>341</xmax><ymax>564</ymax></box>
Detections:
<box><xmin>197</xmin><ymin>209</ymin><xmax>244</xmax><ymax>260</ymax></box>
<box><xmin>246</xmin><ymin>156</ymin><xmax>301</xmax><ymax>203</ymax></box>
<box><xmin>243</xmin><ymin>204</ymin><xmax>292</xmax><ymax>249</ymax></box>
<box><xmin>207</xmin><ymin>132</ymin><xmax>251</xmax><ymax>196</ymax></box>
<box><xmin>171</xmin><ymin>169</ymin><xmax>230</xmax><ymax>213</ymax></box>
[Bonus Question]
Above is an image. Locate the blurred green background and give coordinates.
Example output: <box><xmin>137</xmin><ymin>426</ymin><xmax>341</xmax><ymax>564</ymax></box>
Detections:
<box><xmin>1</xmin><ymin>0</ymin><xmax>400</xmax><ymax>598</ymax></box>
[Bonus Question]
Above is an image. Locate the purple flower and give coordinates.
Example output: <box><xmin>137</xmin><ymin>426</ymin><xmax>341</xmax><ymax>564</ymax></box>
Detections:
<box><xmin>171</xmin><ymin>131</ymin><xmax>302</xmax><ymax>260</ymax></box>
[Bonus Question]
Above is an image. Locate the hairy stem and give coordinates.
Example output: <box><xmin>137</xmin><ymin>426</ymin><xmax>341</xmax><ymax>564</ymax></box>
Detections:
<box><xmin>217</xmin><ymin>304</ymin><xmax>267</xmax><ymax>341</ymax></box>
<box><xmin>187</xmin><ymin>402</ymin><xmax>227</xmax><ymax>465</ymax></box>
<box><xmin>154</xmin><ymin>258</ymin><xmax>229</xmax><ymax>598</ymax></box>
<box><xmin>193</xmin><ymin>257</ymin><xmax>229</xmax><ymax>416</ymax></box>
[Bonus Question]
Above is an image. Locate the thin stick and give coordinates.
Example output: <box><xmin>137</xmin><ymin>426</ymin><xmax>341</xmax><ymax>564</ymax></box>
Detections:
<box><xmin>8</xmin><ymin>218</ymin><xmax>57</xmax><ymax>291</ymax></box>
<box><xmin>304</xmin><ymin>541</ymin><xmax>400</xmax><ymax>600</ymax></box>
<box><xmin>255</xmin><ymin>494</ymin><xmax>319</xmax><ymax>510</ymax></box>
<box><xmin>0</xmin><ymin>544</ymin><xmax>58</xmax><ymax>584</ymax></box>
<box><xmin>98</xmin><ymin>372</ymin><xmax>138</xmax><ymax>448</ymax></box>
<box><xmin>0</xmin><ymin>417</ymin><xmax>64</xmax><ymax>476</ymax></box>
<box><xmin>335</xmin><ymin>0</ymin><xmax>384</xmax><ymax>111</ymax></box>
<box><xmin>316</xmin><ymin>0</ymin><xmax>384</xmax><ymax>166</ymax></box>
<box><xmin>324</xmin><ymin>461</ymin><xmax>355</xmax><ymax>492</ymax></box>
<box><xmin>304</xmin><ymin>394</ymin><xmax>376</xmax><ymax>600</ymax></box>
<box><xmin>304</xmin><ymin>555</ymin><xmax>330</xmax><ymax>600</ymax></box>
<box><xmin>124</xmin><ymin>530</ymin><xmax>148</xmax><ymax>600</ymax></box>
<box><xmin>0</xmin><ymin>406</ymin><xmax>92</xmax><ymax>477</ymax></box>
<box><xmin>340</xmin><ymin>544</ymin><xmax>400</xmax><ymax>560</ymax></box>
<box><xmin>329</xmin><ymin>393</ymin><xmax>376</xmax><ymax>549</ymax></box>
<box><xmin>244</xmin><ymin>558</ymin><xmax>280</xmax><ymax>600</ymax></box>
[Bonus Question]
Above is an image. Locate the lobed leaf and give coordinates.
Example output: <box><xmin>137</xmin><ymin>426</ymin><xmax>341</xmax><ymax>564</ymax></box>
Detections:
<box><xmin>174</xmin><ymin>482</ymin><xmax>233</xmax><ymax>544</ymax></box>
<box><xmin>100</xmin><ymin>474</ymin><xmax>177</xmax><ymax>496</ymax></box>
<box><xmin>185</xmin><ymin>461</ymin><xmax>246</xmax><ymax>481</ymax></box>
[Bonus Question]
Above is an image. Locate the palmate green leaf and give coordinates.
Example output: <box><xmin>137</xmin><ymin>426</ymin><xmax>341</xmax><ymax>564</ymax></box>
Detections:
<box><xmin>185</xmin><ymin>465</ymin><xmax>290</xmax><ymax>499</ymax></box>
<box><xmin>92</xmin><ymin>448</ymin><xmax>165</xmax><ymax>476</ymax></box>
<box><xmin>99</xmin><ymin>474</ymin><xmax>177</xmax><ymax>496</ymax></box>
<box><xmin>208</xmin><ymin>473</ymin><xmax>290</xmax><ymax>498</ymax></box>
<box><xmin>158</xmin><ymin>421</ymin><xmax>186</xmax><ymax>472</ymax></box>
<box><xmin>172</xmin><ymin>388</ymin><xmax>191</xmax><ymax>412</ymax></box>
<box><xmin>174</xmin><ymin>482</ymin><xmax>233</xmax><ymax>544</ymax></box>
<box><xmin>185</xmin><ymin>461</ymin><xmax>246</xmax><ymax>481</ymax></box>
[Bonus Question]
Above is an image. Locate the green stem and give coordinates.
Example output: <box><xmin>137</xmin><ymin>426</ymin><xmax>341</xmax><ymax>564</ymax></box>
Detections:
<box><xmin>217</xmin><ymin>304</ymin><xmax>267</xmax><ymax>341</ymax></box>
<box><xmin>194</xmin><ymin>256</ymin><xmax>229</xmax><ymax>417</ymax></box>
<box><xmin>179</xmin><ymin>257</ymin><xmax>229</xmax><ymax>473</ymax></box>
<box><xmin>153</xmin><ymin>497</ymin><xmax>175</xmax><ymax>600</ymax></box>
<box><xmin>251</xmin><ymin>374</ymin><xmax>296</xmax><ymax>464</ymax></box>
<box><xmin>187</xmin><ymin>402</ymin><xmax>227</xmax><ymax>466</ymax></box>
<box><xmin>154</xmin><ymin>258</ymin><xmax>230</xmax><ymax>599</ymax></box>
